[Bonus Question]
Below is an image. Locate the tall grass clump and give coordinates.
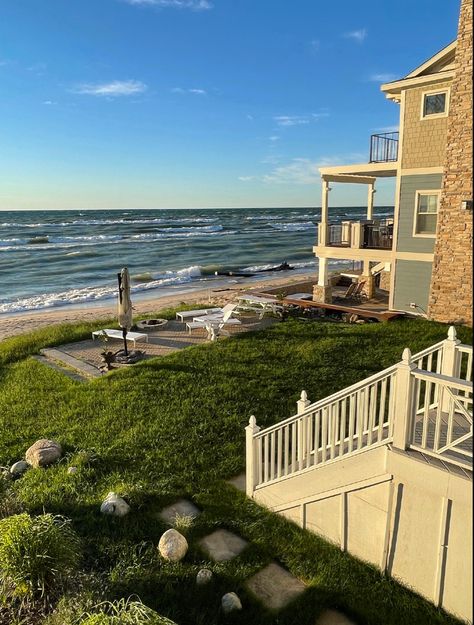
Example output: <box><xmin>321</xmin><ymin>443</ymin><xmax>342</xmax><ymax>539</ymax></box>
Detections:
<box><xmin>78</xmin><ymin>598</ymin><xmax>177</xmax><ymax>625</ymax></box>
<box><xmin>0</xmin><ymin>513</ymin><xmax>81</xmax><ymax>605</ymax></box>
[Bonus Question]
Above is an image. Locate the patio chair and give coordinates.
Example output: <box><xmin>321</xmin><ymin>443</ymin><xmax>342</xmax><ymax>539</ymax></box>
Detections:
<box><xmin>204</xmin><ymin>307</ymin><xmax>241</xmax><ymax>341</ymax></box>
<box><xmin>352</xmin><ymin>281</ymin><xmax>368</xmax><ymax>301</ymax></box>
<box><xmin>337</xmin><ymin>282</ymin><xmax>357</xmax><ymax>300</ymax></box>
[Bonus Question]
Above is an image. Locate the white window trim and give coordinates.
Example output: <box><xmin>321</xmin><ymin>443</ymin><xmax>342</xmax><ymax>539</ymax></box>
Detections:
<box><xmin>420</xmin><ymin>87</ymin><xmax>450</xmax><ymax>120</ymax></box>
<box><xmin>413</xmin><ymin>190</ymin><xmax>441</xmax><ymax>238</ymax></box>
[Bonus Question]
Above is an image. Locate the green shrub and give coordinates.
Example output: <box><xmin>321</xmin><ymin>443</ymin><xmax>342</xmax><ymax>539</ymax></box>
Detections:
<box><xmin>0</xmin><ymin>513</ymin><xmax>80</xmax><ymax>603</ymax></box>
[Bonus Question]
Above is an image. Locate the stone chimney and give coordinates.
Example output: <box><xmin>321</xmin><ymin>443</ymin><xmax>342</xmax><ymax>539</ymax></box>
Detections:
<box><xmin>428</xmin><ymin>0</ymin><xmax>473</xmax><ymax>326</ymax></box>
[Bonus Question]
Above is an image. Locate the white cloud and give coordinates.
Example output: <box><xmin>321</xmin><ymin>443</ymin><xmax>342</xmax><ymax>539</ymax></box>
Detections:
<box><xmin>43</xmin><ymin>100</ymin><xmax>56</xmax><ymax>105</ymax></box>
<box><xmin>369</xmin><ymin>73</ymin><xmax>398</xmax><ymax>82</ymax></box>
<box><xmin>274</xmin><ymin>115</ymin><xmax>309</xmax><ymax>127</ymax></box>
<box><xmin>73</xmin><ymin>80</ymin><xmax>147</xmax><ymax>97</ymax></box>
<box><xmin>309</xmin><ymin>39</ymin><xmax>320</xmax><ymax>53</ymax></box>
<box><xmin>268</xmin><ymin>135</ymin><xmax>280</xmax><ymax>142</ymax></box>
<box><xmin>238</xmin><ymin>176</ymin><xmax>255</xmax><ymax>182</ymax></box>
<box><xmin>123</xmin><ymin>0</ymin><xmax>212</xmax><ymax>9</ymax></box>
<box><xmin>373</xmin><ymin>125</ymin><xmax>399</xmax><ymax>133</ymax></box>
<box><xmin>312</xmin><ymin>112</ymin><xmax>330</xmax><ymax>120</ymax></box>
<box><xmin>263</xmin><ymin>153</ymin><xmax>366</xmax><ymax>185</ymax></box>
<box><xmin>344</xmin><ymin>29</ymin><xmax>367</xmax><ymax>43</ymax></box>
<box><xmin>171</xmin><ymin>87</ymin><xmax>207</xmax><ymax>95</ymax></box>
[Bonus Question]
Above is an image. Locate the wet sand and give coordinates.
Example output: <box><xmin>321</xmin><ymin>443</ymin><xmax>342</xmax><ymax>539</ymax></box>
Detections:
<box><xmin>0</xmin><ymin>272</ymin><xmax>316</xmax><ymax>342</ymax></box>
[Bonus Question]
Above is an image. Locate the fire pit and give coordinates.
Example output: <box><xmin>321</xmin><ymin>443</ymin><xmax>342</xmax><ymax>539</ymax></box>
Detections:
<box><xmin>136</xmin><ymin>318</ymin><xmax>168</xmax><ymax>330</ymax></box>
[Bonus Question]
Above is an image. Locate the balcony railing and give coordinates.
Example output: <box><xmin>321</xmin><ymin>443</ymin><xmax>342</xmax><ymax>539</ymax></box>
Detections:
<box><xmin>369</xmin><ymin>132</ymin><xmax>399</xmax><ymax>163</ymax></box>
<box><xmin>363</xmin><ymin>219</ymin><xmax>393</xmax><ymax>249</ymax></box>
<box><xmin>322</xmin><ymin>219</ymin><xmax>393</xmax><ymax>250</ymax></box>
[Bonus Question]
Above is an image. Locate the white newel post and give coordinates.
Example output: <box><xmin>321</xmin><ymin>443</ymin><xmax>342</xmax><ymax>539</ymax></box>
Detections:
<box><xmin>440</xmin><ymin>326</ymin><xmax>461</xmax><ymax>410</ymax></box>
<box><xmin>245</xmin><ymin>415</ymin><xmax>260</xmax><ymax>497</ymax></box>
<box><xmin>297</xmin><ymin>390</ymin><xmax>310</xmax><ymax>414</ymax></box>
<box><xmin>392</xmin><ymin>348</ymin><xmax>417</xmax><ymax>451</ymax></box>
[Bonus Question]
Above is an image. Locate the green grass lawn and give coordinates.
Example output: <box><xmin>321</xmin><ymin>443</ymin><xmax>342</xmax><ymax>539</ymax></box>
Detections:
<box><xmin>0</xmin><ymin>314</ymin><xmax>471</xmax><ymax>625</ymax></box>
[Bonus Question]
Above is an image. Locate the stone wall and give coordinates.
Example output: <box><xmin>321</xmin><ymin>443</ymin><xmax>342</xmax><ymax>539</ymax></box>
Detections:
<box><xmin>428</xmin><ymin>0</ymin><xmax>473</xmax><ymax>326</ymax></box>
<box><xmin>379</xmin><ymin>270</ymin><xmax>391</xmax><ymax>292</ymax></box>
<box><xmin>401</xmin><ymin>81</ymin><xmax>451</xmax><ymax>169</ymax></box>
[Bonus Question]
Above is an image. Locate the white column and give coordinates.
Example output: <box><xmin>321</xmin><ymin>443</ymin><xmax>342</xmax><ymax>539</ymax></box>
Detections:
<box><xmin>319</xmin><ymin>178</ymin><xmax>330</xmax><ymax>246</ymax></box>
<box><xmin>367</xmin><ymin>183</ymin><xmax>375</xmax><ymax>220</ymax></box>
<box><xmin>318</xmin><ymin>257</ymin><xmax>329</xmax><ymax>286</ymax></box>
<box><xmin>245</xmin><ymin>415</ymin><xmax>260</xmax><ymax>497</ymax></box>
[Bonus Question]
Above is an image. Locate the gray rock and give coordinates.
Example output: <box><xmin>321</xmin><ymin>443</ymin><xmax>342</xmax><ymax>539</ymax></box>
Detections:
<box><xmin>67</xmin><ymin>466</ymin><xmax>78</xmax><ymax>475</ymax></box>
<box><xmin>25</xmin><ymin>439</ymin><xmax>62</xmax><ymax>468</ymax></box>
<box><xmin>158</xmin><ymin>529</ymin><xmax>188</xmax><ymax>562</ymax></box>
<box><xmin>100</xmin><ymin>492</ymin><xmax>130</xmax><ymax>517</ymax></box>
<box><xmin>196</xmin><ymin>568</ymin><xmax>213</xmax><ymax>585</ymax></box>
<box><xmin>221</xmin><ymin>592</ymin><xmax>242</xmax><ymax>613</ymax></box>
<box><xmin>10</xmin><ymin>461</ymin><xmax>30</xmax><ymax>477</ymax></box>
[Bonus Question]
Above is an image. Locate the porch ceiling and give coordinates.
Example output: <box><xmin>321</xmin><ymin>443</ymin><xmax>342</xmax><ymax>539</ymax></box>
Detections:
<box><xmin>319</xmin><ymin>162</ymin><xmax>398</xmax><ymax>179</ymax></box>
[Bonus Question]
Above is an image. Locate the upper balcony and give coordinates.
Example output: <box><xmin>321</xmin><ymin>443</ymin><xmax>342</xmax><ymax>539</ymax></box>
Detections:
<box><xmin>369</xmin><ymin>132</ymin><xmax>399</xmax><ymax>163</ymax></box>
<box><xmin>318</xmin><ymin>218</ymin><xmax>394</xmax><ymax>252</ymax></box>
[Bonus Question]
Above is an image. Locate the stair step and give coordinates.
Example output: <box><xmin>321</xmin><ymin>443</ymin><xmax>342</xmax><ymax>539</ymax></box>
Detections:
<box><xmin>38</xmin><ymin>348</ymin><xmax>102</xmax><ymax>380</ymax></box>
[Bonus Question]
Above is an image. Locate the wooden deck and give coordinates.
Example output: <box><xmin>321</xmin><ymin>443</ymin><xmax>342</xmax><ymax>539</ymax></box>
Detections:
<box><xmin>283</xmin><ymin>287</ymin><xmax>402</xmax><ymax>322</ymax></box>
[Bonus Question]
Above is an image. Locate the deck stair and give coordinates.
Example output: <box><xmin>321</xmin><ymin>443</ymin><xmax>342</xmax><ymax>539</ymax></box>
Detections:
<box><xmin>245</xmin><ymin>327</ymin><xmax>472</xmax><ymax>621</ymax></box>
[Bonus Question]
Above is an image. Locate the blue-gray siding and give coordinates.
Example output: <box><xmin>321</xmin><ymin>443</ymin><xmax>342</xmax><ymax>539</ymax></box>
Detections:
<box><xmin>392</xmin><ymin>259</ymin><xmax>433</xmax><ymax>313</ymax></box>
<box><xmin>396</xmin><ymin>173</ymin><xmax>442</xmax><ymax>254</ymax></box>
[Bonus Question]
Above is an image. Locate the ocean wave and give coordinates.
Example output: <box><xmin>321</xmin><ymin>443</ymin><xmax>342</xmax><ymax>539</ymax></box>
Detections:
<box><xmin>270</xmin><ymin>222</ymin><xmax>315</xmax><ymax>232</ymax></box>
<box><xmin>0</xmin><ymin>265</ymin><xmax>204</xmax><ymax>314</ymax></box>
<box><xmin>0</xmin><ymin>216</ymin><xmax>219</xmax><ymax>228</ymax></box>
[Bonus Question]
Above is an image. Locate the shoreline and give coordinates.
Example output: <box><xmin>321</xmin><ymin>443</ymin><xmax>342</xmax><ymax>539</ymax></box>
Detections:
<box><xmin>0</xmin><ymin>271</ymin><xmax>317</xmax><ymax>342</ymax></box>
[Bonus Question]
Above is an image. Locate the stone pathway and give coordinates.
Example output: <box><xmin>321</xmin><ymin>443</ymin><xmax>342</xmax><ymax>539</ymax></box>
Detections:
<box><xmin>159</xmin><ymin>499</ymin><xmax>201</xmax><ymax>525</ymax></box>
<box><xmin>245</xmin><ymin>561</ymin><xmax>306</xmax><ymax>610</ymax></box>
<box><xmin>316</xmin><ymin>609</ymin><xmax>356</xmax><ymax>625</ymax></box>
<box><xmin>199</xmin><ymin>528</ymin><xmax>249</xmax><ymax>562</ymax></box>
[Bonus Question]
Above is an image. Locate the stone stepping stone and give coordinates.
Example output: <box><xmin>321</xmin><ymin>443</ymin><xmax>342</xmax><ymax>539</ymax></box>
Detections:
<box><xmin>198</xmin><ymin>529</ymin><xmax>248</xmax><ymax>561</ymax></box>
<box><xmin>226</xmin><ymin>472</ymin><xmax>246</xmax><ymax>492</ymax></box>
<box><xmin>159</xmin><ymin>499</ymin><xmax>201</xmax><ymax>525</ymax></box>
<box><xmin>245</xmin><ymin>562</ymin><xmax>306</xmax><ymax>610</ymax></box>
<box><xmin>316</xmin><ymin>609</ymin><xmax>356</xmax><ymax>625</ymax></box>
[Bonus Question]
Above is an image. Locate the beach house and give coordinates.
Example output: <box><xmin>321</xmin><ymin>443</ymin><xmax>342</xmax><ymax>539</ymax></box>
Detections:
<box><xmin>246</xmin><ymin>3</ymin><xmax>472</xmax><ymax>621</ymax></box>
<box><xmin>313</xmin><ymin>0</ymin><xmax>472</xmax><ymax>327</ymax></box>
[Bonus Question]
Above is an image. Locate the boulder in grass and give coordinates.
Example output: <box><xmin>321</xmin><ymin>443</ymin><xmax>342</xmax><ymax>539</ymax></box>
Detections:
<box><xmin>196</xmin><ymin>568</ymin><xmax>213</xmax><ymax>585</ymax></box>
<box><xmin>25</xmin><ymin>439</ymin><xmax>62</xmax><ymax>468</ymax></box>
<box><xmin>100</xmin><ymin>492</ymin><xmax>130</xmax><ymax>517</ymax></box>
<box><xmin>221</xmin><ymin>592</ymin><xmax>242</xmax><ymax>613</ymax></box>
<box><xmin>10</xmin><ymin>460</ymin><xmax>30</xmax><ymax>477</ymax></box>
<box><xmin>158</xmin><ymin>529</ymin><xmax>188</xmax><ymax>562</ymax></box>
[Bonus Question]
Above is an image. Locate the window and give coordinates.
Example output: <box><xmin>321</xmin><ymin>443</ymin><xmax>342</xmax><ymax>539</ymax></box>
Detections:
<box><xmin>414</xmin><ymin>192</ymin><xmax>439</xmax><ymax>235</ymax></box>
<box><xmin>421</xmin><ymin>90</ymin><xmax>449</xmax><ymax>118</ymax></box>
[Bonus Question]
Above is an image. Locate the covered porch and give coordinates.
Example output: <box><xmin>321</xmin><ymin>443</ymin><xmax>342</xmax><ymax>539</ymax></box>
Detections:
<box><xmin>314</xmin><ymin>158</ymin><xmax>397</xmax><ymax>305</ymax></box>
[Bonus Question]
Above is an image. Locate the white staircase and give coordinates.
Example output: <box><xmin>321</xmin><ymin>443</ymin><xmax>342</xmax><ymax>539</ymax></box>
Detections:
<box><xmin>245</xmin><ymin>327</ymin><xmax>473</xmax><ymax>622</ymax></box>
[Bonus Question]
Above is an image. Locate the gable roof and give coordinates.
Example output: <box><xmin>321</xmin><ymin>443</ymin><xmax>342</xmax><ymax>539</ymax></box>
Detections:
<box><xmin>381</xmin><ymin>41</ymin><xmax>457</xmax><ymax>101</ymax></box>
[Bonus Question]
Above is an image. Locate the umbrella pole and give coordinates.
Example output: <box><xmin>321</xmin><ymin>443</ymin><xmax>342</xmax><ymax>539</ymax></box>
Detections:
<box><xmin>122</xmin><ymin>328</ymin><xmax>128</xmax><ymax>357</ymax></box>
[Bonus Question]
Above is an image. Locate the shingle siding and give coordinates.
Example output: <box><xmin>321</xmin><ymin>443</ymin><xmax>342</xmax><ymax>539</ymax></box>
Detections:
<box><xmin>396</xmin><ymin>174</ymin><xmax>442</xmax><ymax>254</ymax></box>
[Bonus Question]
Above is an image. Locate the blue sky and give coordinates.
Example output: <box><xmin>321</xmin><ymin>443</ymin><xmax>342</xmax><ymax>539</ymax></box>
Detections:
<box><xmin>0</xmin><ymin>0</ymin><xmax>460</xmax><ymax>210</ymax></box>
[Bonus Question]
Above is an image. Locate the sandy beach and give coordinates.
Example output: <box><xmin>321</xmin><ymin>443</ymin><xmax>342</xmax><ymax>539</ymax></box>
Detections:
<box><xmin>0</xmin><ymin>272</ymin><xmax>316</xmax><ymax>342</ymax></box>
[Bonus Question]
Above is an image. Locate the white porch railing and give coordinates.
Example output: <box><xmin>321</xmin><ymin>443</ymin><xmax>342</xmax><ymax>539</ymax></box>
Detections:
<box><xmin>246</xmin><ymin>327</ymin><xmax>473</xmax><ymax>496</ymax></box>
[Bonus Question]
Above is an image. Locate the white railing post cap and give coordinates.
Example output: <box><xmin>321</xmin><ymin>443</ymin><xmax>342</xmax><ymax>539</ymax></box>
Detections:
<box><xmin>246</xmin><ymin>415</ymin><xmax>259</xmax><ymax>433</ymax></box>
<box><xmin>300</xmin><ymin>390</ymin><xmax>308</xmax><ymax>401</ymax></box>
<box><xmin>447</xmin><ymin>326</ymin><xmax>459</xmax><ymax>342</ymax></box>
<box><xmin>402</xmin><ymin>347</ymin><xmax>412</xmax><ymax>364</ymax></box>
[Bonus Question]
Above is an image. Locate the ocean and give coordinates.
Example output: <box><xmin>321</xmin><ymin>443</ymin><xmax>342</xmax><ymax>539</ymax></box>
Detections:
<box><xmin>1</xmin><ymin>206</ymin><xmax>393</xmax><ymax>315</ymax></box>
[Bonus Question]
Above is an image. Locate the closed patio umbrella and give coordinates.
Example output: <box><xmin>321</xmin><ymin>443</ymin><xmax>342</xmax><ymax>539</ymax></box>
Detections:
<box><xmin>117</xmin><ymin>267</ymin><xmax>133</xmax><ymax>356</ymax></box>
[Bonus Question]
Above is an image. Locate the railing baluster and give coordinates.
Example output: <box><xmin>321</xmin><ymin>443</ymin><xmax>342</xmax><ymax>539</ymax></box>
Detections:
<box><xmin>421</xmin><ymin>379</ymin><xmax>431</xmax><ymax>448</ymax></box>
<box><xmin>330</xmin><ymin>403</ymin><xmax>337</xmax><ymax>459</ymax></box>
<box><xmin>357</xmin><ymin>390</ymin><xmax>364</xmax><ymax>449</ymax></box>
<box><xmin>264</xmin><ymin>435</ymin><xmax>269</xmax><ymax>483</ymax></box>
<box><xmin>291</xmin><ymin>422</ymin><xmax>296</xmax><ymax>472</ymax></box>
<box><xmin>314</xmin><ymin>410</ymin><xmax>321</xmax><ymax>466</ymax></box>
<box><xmin>270</xmin><ymin>432</ymin><xmax>275</xmax><ymax>480</ymax></box>
<box><xmin>434</xmin><ymin>388</ymin><xmax>444</xmax><ymax>452</ymax></box>
<box><xmin>339</xmin><ymin>398</ymin><xmax>346</xmax><ymax>456</ymax></box>
<box><xmin>284</xmin><ymin>424</ymin><xmax>289</xmax><ymax>476</ymax></box>
<box><xmin>277</xmin><ymin>428</ymin><xmax>282</xmax><ymax>478</ymax></box>
<box><xmin>257</xmin><ymin>437</ymin><xmax>263</xmax><ymax>485</ymax></box>
<box><xmin>306</xmin><ymin>413</ymin><xmax>312</xmax><ymax>468</ymax></box>
<box><xmin>368</xmin><ymin>382</ymin><xmax>377</xmax><ymax>445</ymax></box>
<box><xmin>321</xmin><ymin>407</ymin><xmax>328</xmax><ymax>462</ymax></box>
<box><xmin>348</xmin><ymin>394</ymin><xmax>355</xmax><ymax>452</ymax></box>
<box><xmin>378</xmin><ymin>377</ymin><xmax>387</xmax><ymax>441</ymax></box>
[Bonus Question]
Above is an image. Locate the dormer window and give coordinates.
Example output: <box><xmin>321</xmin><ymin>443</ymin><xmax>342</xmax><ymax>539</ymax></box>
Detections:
<box><xmin>421</xmin><ymin>89</ymin><xmax>449</xmax><ymax>119</ymax></box>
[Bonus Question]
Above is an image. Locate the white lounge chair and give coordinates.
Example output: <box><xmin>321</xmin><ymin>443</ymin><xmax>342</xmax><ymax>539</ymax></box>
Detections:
<box><xmin>92</xmin><ymin>329</ymin><xmax>148</xmax><ymax>347</ymax></box>
<box><xmin>176</xmin><ymin>308</ymin><xmax>221</xmax><ymax>322</ymax></box>
<box><xmin>203</xmin><ymin>307</ymin><xmax>241</xmax><ymax>341</ymax></box>
<box><xmin>192</xmin><ymin>303</ymin><xmax>237</xmax><ymax>322</ymax></box>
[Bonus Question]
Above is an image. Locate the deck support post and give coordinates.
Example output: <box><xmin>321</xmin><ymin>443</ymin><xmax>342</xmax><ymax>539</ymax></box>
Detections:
<box><xmin>319</xmin><ymin>177</ymin><xmax>331</xmax><ymax>246</ymax></box>
<box><xmin>392</xmin><ymin>348</ymin><xmax>417</xmax><ymax>451</ymax></box>
<box><xmin>245</xmin><ymin>415</ymin><xmax>260</xmax><ymax>497</ymax></box>
<box><xmin>367</xmin><ymin>182</ymin><xmax>375</xmax><ymax>220</ymax></box>
<box><xmin>314</xmin><ymin>257</ymin><xmax>333</xmax><ymax>303</ymax></box>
